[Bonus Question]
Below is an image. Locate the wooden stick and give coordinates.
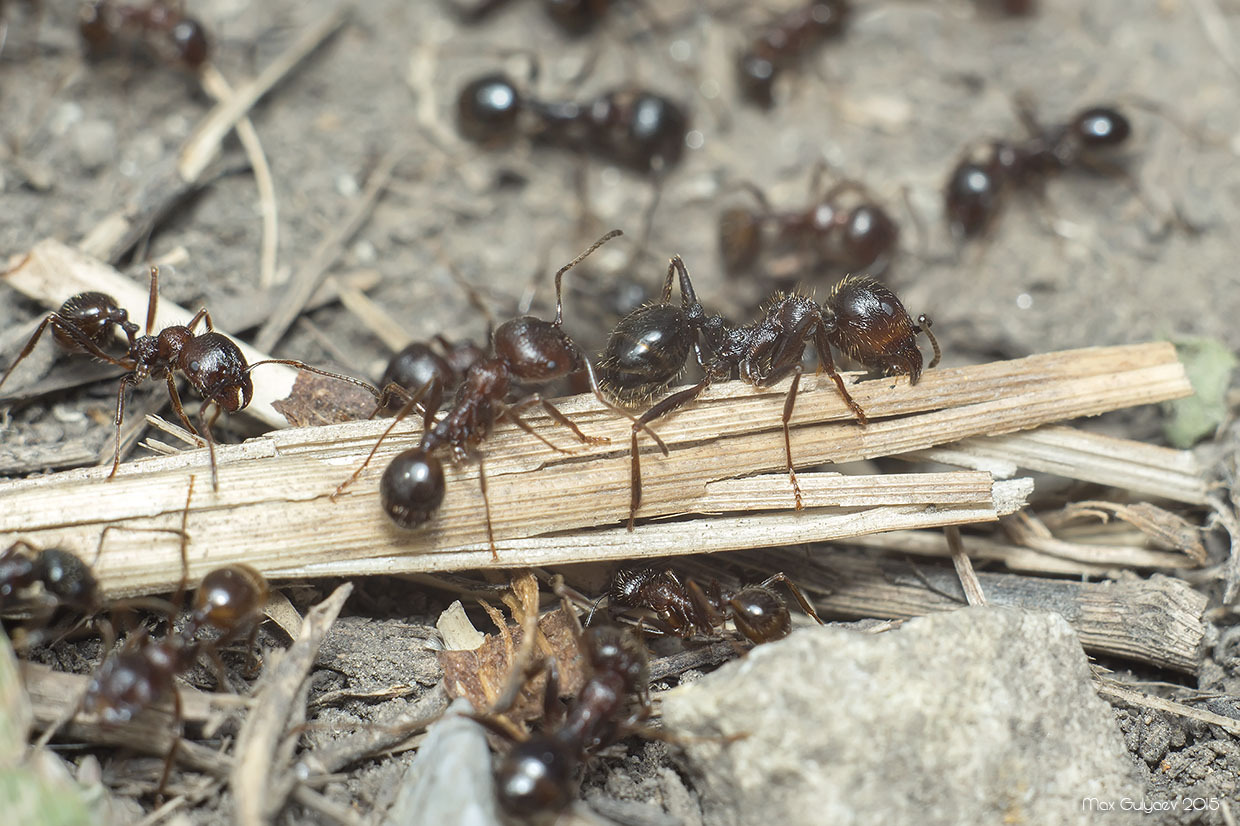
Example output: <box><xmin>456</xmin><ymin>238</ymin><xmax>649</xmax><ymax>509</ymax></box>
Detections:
<box><xmin>0</xmin><ymin>342</ymin><xmax>1192</xmax><ymax>595</ymax></box>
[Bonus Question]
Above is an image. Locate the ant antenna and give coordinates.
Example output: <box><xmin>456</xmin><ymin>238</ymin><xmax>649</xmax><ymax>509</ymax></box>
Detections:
<box><xmin>553</xmin><ymin>229</ymin><xmax>623</xmax><ymax>326</ymax></box>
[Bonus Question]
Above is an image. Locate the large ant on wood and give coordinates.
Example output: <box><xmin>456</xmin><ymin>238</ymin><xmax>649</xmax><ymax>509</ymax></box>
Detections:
<box><xmin>719</xmin><ymin>178</ymin><xmax>899</xmax><ymax>280</ymax></box>
<box><xmin>456</xmin><ymin>70</ymin><xmax>690</xmax><ymax>173</ymax></box>
<box><xmin>944</xmin><ymin>103</ymin><xmax>1132</xmax><ymax>240</ymax></box>
<box><xmin>81</xmin><ymin>563</ymin><xmax>268</xmax><ymax>795</ymax></box>
<box><xmin>79</xmin><ymin>0</ymin><xmax>210</xmax><ymax>71</ymax></box>
<box><xmin>601</xmin><ymin>260</ymin><xmax>939</xmax><ymax>526</ymax></box>
<box><xmin>737</xmin><ymin>0</ymin><xmax>850</xmax><ymax>108</ymax></box>
<box><xmin>0</xmin><ymin>266</ymin><xmax>382</xmax><ymax>489</ymax></box>
<box><xmin>608</xmin><ymin>566</ymin><xmax>824</xmax><ymax>645</ymax></box>
<box><xmin>377</xmin><ymin>336</ymin><xmax>487</xmax><ymax>415</ymax></box>
<box><xmin>333</xmin><ymin>231</ymin><xmax>667</xmax><ymax>555</ymax></box>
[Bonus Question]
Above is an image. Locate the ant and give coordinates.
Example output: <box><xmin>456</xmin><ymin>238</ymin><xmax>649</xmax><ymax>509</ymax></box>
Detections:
<box><xmin>333</xmin><ymin>230</ymin><xmax>668</xmax><ymax>555</ymax></box>
<box><xmin>456</xmin><ymin>71</ymin><xmax>689</xmax><ymax>173</ymax></box>
<box><xmin>0</xmin><ymin>266</ymin><xmax>382</xmax><ymax>489</ymax></box>
<box><xmin>377</xmin><ymin>336</ymin><xmax>487</xmax><ymax>415</ymax></box>
<box><xmin>608</xmin><ymin>567</ymin><xmax>824</xmax><ymax>645</ymax></box>
<box><xmin>81</xmin><ymin>563</ymin><xmax>269</xmax><ymax>795</ymax></box>
<box><xmin>718</xmin><ymin>178</ymin><xmax>900</xmax><ymax>281</ymax></box>
<box><xmin>1</xmin><ymin>541</ymin><xmax>102</xmax><ymax>643</ymax></box>
<box><xmin>604</xmin><ymin>261</ymin><xmax>938</xmax><ymax>526</ymax></box>
<box><xmin>737</xmin><ymin>1</ymin><xmax>850</xmax><ymax>108</ymax></box>
<box><xmin>454</xmin><ymin>0</ymin><xmax>614</xmax><ymax>36</ymax></box>
<box><xmin>944</xmin><ymin>103</ymin><xmax>1132</xmax><ymax>240</ymax></box>
<box><xmin>79</xmin><ymin>0</ymin><xmax>210</xmax><ymax>71</ymax></box>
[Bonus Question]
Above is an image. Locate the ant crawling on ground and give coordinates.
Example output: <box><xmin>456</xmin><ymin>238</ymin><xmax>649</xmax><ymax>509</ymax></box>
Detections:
<box><xmin>0</xmin><ymin>266</ymin><xmax>382</xmax><ymax>489</ymax></box>
<box><xmin>608</xmin><ymin>566</ymin><xmax>824</xmax><ymax>645</ymax></box>
<box><xmin>737</xmin><ymin>0</ymin><xmax>850</xmax><ymax>108</ymax></box>
<box><xmin>333</xmin><ymin>230</ymin><xmax>667</xmax><ymax>555</ymax></box>
<box><xmin>718</xmin><ymin>176</ymin><xmax>900</xmax><ymax>282</ymax></box>
<box><xmin>456</xmin><ymin>70</ymin><xmax>690</xmax><ymax>173</ymax></box>
<box><xmin>601</xmin><ymin>257</ymin><xmax>939</xmax><ymax>526</ymax></box>
<box><xmin>944</xmin><ymin>101</ymin><xmax>1133</xmax><ymax>240</ymax></box>
<box><xmin>78</xmin><ymin>0</ymin><xmax>210</xmax><ymax>71</ymax></box>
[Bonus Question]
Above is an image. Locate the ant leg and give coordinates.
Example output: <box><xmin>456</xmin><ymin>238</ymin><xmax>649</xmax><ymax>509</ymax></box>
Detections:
<box><xmin>164</xmin><ymin>371</ymin><xmax>199</xmax><ymax>436</ymax></box>
<box><xmin>107</xmin><ymin>374</ymin><xmax>141</xmax><ymax>479</ymax></box>
<box><xmin>916</xmin><ymin>314</ymin><xmax>941</xmax><ymax>370</ymax></box>
<box><xmin>812</xmin><ymin>328</ymin><xmax>867</xmax><ymax>425</ymax></box>
<box><xmin>625</xmin><ymin>378</ymin><xmax>711</xmax><ymax>530</ymax></box>
<box><xmin>0</xmin><ymin>314</ymin><xmax>59</xmax><ymax>392</ymax></box>
<box><xmin>198</xmin><ymin>402</ymin><xmax>223</xmax><ymax>492</ymax></box>
<box><xmin>781</xmin><ymin>366</ymin><xmax>804</xmax><ymax>510</ymax></box>
<box><xmin>247</xmin><ymin>360</ymin><xmax>381</xmax><ymax>401</ymax></box>
<box><xmin>685</xmin><ymin>578</ymin><xmax>728</xmax><ymax>635</ymax></box>
<box><xmin>145</xmin><ymin>266</ymin><xmax>161</xmax><ymax>336</ymax></box>
<box><xmin>477</xmin><ymin>456</ymin><xmax>497</xmax><ymax>561</ymax></box>
<box><xmin>757</xmin><ymin>572</ymin><xmax>825</xmax><ymax>626</ymax></box>
<box><xmin>155</xmin><ymin>687</ymin><xmax>184</xmax><ymax>802</ymax></box>
<box><xmin>0</xmin><ymin>314</ymin><xmax>132</xmax><ymax>392</ymax></box>
<box><xmin>375</xmin><ymin>380</ymin><xmax>441</xmax><ymax>427</ymax></box>
<box><xmin>579</xmin><ymin>357</ymin><xmax>667</xmax><ymax>453</ymax></box>
<box><xmin>331</xmin><ymin>379</ymin><xmax>438</xmax><ymax>500</ymax></box>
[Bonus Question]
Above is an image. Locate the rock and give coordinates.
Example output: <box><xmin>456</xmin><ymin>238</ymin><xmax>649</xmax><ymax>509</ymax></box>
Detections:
<box><xmin>661</xmin><ymin>608</ymin><xmax>1143</xmax><ymax>826</ymax></box>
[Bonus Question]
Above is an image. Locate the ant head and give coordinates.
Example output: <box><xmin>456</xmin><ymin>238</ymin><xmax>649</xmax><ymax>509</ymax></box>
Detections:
<box><xmin>842</xmin><ymin>205</ymin><xmax>899</xmax><ymax>270</ymax></box>
<box><xmin>944</xmin><ymin>159</ymin><xmax>1002</xmax><ymax>240</ymax></box>
<box><xmin>171</xmin><ymin>18</ymin><xmax>210</xmax><ymax>69</ymax></box>
<box><xmin>181</xmin><ymin>333</ymin><xmax>252</xmax><ymax>412</ymax></box>
<box><xmin>591</xmin><ymin>90</ymin><xmax>689</xmax><ymax>172</ymax></box>
<box><xmin>457</xmin><ymin>73</ymin><xmax>522</xmax><ymax>144</ymax></box>
<box><xmin>381</xmin><ymin>448</ymin><xmax>446</xmax><ymax>529</ymax></box>
<box><xmin>495</xmin><ymin>735</ymin><xmax>575</xmax><ymax>816</ymax></box>
<box><xmin>729</xmin><ymin>586</ymin><xmax>791</xmax><ymax>644</ymax></box>
<box><xmin>1072</xmin><ymin>106</ymin><xmax>1131</xmax><ymax>149</ymax></box>
<box><xmin>37</xmin><ymin>549</ymin><xmax>98</xmax><ymax>612</ymax></box>
<box><xmin>192</xmin><ymin>564</ymin><xmax>268</xmax><ymax>633</ymax></box>
<box><xmin>494</xmin><ymin>318</ymin><xmax>580</xmax><ymax>382</ymax></box>
<box><xmin>380</xmin><ymin>343</ymin><xmax>455</xmax><ymax>401</ymax></box>
<box><xmin>583</xmin><ymin>625</ymin><xmax>648</xmax><ymax>692</ymax></box>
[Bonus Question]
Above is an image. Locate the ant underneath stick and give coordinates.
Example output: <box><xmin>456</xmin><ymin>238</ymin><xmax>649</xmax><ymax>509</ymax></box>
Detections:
<box><xmin>0</xmin><ymin>266</ymin><xmax>382</xmax><ymax>489</ymax></box>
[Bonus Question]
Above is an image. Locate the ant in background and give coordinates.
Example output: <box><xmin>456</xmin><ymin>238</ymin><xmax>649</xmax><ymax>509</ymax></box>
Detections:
<box><xmin>0</xmin><ymin>266</ymin><xmax>382</xmax><ymax>489</ymax></box>
<box><xmin>81</xmin><ymin>562</ymin><xmax>269</xmax><ymax>796</ymax></box>
<box><xmin>608</xmin><ymin>566</ymin><xmax>824</xmax><ymax>645</ymax></box>
<box><xmin>944</xmin><ymin>102</ymin><xmax>1133</xmax><ymax>240</ymax></box>
<box><xmin>718</xmin><ymin>176</ymin><xmax>900</xmax><ymax>282</ymax></box>
<box><xmin>1</xmin><ymin>541</ymin><xmax>102</xmax><ymax>647</ymax></box>
<box><xmin>79</xmin><ymin>0</ymin><xmax>210</xmax><ymax>71</ymax></box>
<box><xmin>453</xmin><ymin>0</ymin><xmax>615</xmax><ymax>36</ymax></box>
<box><xmin>737</xmin><ymin>1</ymin><xmax>850</xmax><ymax>108</ymax></box>
<box><xmin>333</xmin><ymin>230</ymin><xmax>667</xmax><ymax>555</ymax></box>
<box><xmin>456</xmin><ymin>70</ymin><xmax>690</xmax><ymax>173</ymax></box>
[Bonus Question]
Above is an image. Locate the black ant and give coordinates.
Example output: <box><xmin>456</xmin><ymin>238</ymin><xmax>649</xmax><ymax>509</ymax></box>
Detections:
<box><xmin>737</xmin><ymin>0</ymin><xmax>850</xmax><ymax>108</ymax></box>
<box><xmin>945</xmin><ymin>104</ymin><xmax>1133</xmax><ymax>240</ymax></box>
<box><xmin>608</xmin><ymin>567</ymin><xmax>824</xmax><ymax>645</ymax></box>
<box><xmin>718</xmin><ymin>178</ymin><xmax>899</xmax><ymax>280</ymax></box>
<box><xmin>377</xmin><ymin>336</ymin><xmax>487</xmax><ymax>415</ymax></box>
<box><xmin>333</xmin><ymin>230</ymin><xmax>667</xmax><ymax>555</ymax></box>
<box><xmin>0</xmin><ymin>266</ymin><xmax>382</xmax><ymax>489</ymax></box>
<box><xmin>456</xmin><ymin>71</ymin><xmax>689</xmax><ymax>173</ymax></box>
<box><xmin>81</xmin><ymin>563</ymin><xmax>268</xmax><ymax>795</ymax></box>
<box><xmin>1</xmin><ymin>541</ymin><xmax>102</xmax><ymax>642</ymax></box>
<box><xmin>78</xmin><ymin>0</ymin><xmax>210</xmax><ymax>70</ymax></box>
<box><xmin>453</xmin><ymin>0</ymin><xmax>614</xmax><ymax>35</ymax></box>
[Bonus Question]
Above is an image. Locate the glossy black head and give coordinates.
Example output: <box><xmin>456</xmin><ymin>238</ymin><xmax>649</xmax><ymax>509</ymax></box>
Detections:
<box><xmin>180</xmin><ymin>332</ymin><xmax>252</xmax><ymax>412</ymax></box>
<box><xmin>945</xmin><ymin>159</ymin><xmax>1002</xmax><ymax>239</ymax></box>
<box><xmin>380</xmin><ymin>343</ymin><xmax>454</xmax><ymax>399</ymax></box>
<box><xmin>37</xmin><ymin>549</ymin><xmax>99</xmax><ymax>613</ymax></box>
<box><xmin>729</xmin><ymin>586</ymin><xmax>791</xmax><ymax>644</ymax></box>
<box><xmin>495</xmin><ymin>735</ymin><xmax>576</xmax><ymax>816</ymax></box>
<box><xmin>589</xmin><ymin>90</ymin><xmax>688</xmax><ymax>172</ymax></box>
<box><xmin>1072</xmin><ymin>106</ymin><xmax>1131</xmax><ymax>149</ymax></box>
<box><xmin>381</xmin><ymin>447</ymin><xmax>446</xmax><ymax>529</ymax></box>
<box><xmin>457</xmin><ymin>73</ymin><xmax>523</xmax><ymax>143</ymax></box>
<box><xmin>493</xmin><ymin>317</ymin><xmax>580</xmax><ymax>383</ymax></box>
<box><xmin>841</xmin><ymin>204</ymin><xmax>899</xmax><ymax>270</ymax></box>
<box><xmin>171</xmin><ymin>17</ymin><xmax>210</xmax><ymax>69</ymax></box>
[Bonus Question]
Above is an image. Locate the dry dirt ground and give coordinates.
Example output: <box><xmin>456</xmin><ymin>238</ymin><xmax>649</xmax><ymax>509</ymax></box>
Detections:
<box><xmin>2</xmin><ymin>0</ymin><xmax>1240</xmax><ymax>824</ymax></box>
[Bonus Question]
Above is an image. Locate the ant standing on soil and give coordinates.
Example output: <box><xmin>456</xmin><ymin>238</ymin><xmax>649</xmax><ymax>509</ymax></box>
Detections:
<box><xmin>607</xmin><ymin>566</ymin><xmax>824</xmax><ymax>645</ymax></box>
<box><xmin>333</xmin><ymin>230</ymin><xmax>667</xmax><ymax>555</ymax></box>
<box><xmin>944</xmin><ymin>103</ymin><xmax>1133</xmax><ymax>240</ymax></box>
<box><xmin>737</xmin><ymin>0</ymin><xmax>850</xmax><ymax>107</ymax></box>
<box><xmin>79</xmin><ymin>0</ymin><xmax>210</xmax><ymax>70</ymax></box>
<box><xmin>456</xmin><ymin>70</ymin><xmax>690</xmax><ymax>173</ymax></box>
<box><xmin>0</xmin><ymin>266</ymin><xmax>382</xmax><ymax>489</ymax></box>
<box><xmin>718</xmin><ymin>177</ymin><xmax>900</xmax><ymax>281</ymax></box>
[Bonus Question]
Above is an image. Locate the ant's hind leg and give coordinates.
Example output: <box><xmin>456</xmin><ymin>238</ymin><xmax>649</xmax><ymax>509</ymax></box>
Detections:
<box><xmin>781</xmin><ymin>367</ymin><xmax>805</xmax><ymax>511</ymax></box>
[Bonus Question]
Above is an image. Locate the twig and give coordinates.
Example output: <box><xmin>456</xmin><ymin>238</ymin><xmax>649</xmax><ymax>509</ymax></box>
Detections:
<box><xmin>1095</xmin><ymin>679</ymin><xmax>1240</xmax><ymax>737</ymax></box>
<box><xmin>945</xmin><ymin>526</ymin><xmax>986</xmax><ymax>606</ymax></box>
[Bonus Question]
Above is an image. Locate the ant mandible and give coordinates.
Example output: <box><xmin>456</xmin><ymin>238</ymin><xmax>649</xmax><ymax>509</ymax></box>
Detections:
<box><xmin>944</xmin><ymin>103</ymin><xmax>1132</xmax><ymax>240</ymax></box>
<box><xmin>333</xmin><ymin>230</ymin><xmax>668</xmax><ymax>556</ymax></box>
<box><xmin>737</xmin><ymin>1</ymin><xmax>850</xmax><ymax>108</ymax></box>
<box><xmin>608</xmin><ymin>566</ymin><xmax>825</xmax><ymax>644</ymax></box>
<box><xmin>0</xmin><ymin>266</ymin><xmax>382</xmax><ymax>489</ymax></box>
<box><xmin>79</xmin><ymin>0</ymin><xmax>210</xmax><ymax>70</ymax></box>
<box><xmin>456</xmin><ymin>70</ymin><xmax>690</xmax><ymax>173</ymax></box>
<box><xmin>718</xmin><ymin>177</ymin><xmax>900</xmax><ymax>281</ymax></box>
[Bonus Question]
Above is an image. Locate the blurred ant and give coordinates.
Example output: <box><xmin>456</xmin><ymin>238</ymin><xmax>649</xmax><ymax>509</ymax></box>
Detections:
<box><xmin>79</xmin><ymin>0</ymin><xmax>210</xmax><ymax>71</ymax></box>
<box><xmin>452</xmin><ymin>0</ymin><xmax>614</xmax><ymax>36</ymax></box>
<box><xmin>377</xmin><ymin>336</ymin><xmax>487</xmax><ymax>416</ymax></box>
<box><xmin>945</xmin><ymin>103</ymin><xmax>1133</xmax><ymax>240</ymax></box>
<box><xmin>718</xmin><ymin>177</ymin><xmax>900</xmax><ymax>281</ymax></box>
<box><xmin>333</xmin><ymin>231</ymin><xmax>667</xmax><ymax>555</ymax></box>
<box><xmin>0</xmin><ymin>266</ymin><xmax>382</xmax><ymax>489</ymax></box>
<box><xmin>608</xmin><ymin>567</ymin><xmax>824</xmax><ymax>645</ymax></box>
<box><xmin>1</xmin><ymin>541</ymin><xmax>102</xmax><ymax>646</ymax></box>
<box><xmin>737</xmin><ymin>0</ymin><xmax>850</xmax><ymax>108</ymax></box>
<box><xmin>81</xmin><ymin>563</ymin><xmax>269</xmax><ymax>796</ymax></box>
<box><xmin>456</xmin><ymin>70</ymin><xmax>689</xmax><ymax>173</ymax></box>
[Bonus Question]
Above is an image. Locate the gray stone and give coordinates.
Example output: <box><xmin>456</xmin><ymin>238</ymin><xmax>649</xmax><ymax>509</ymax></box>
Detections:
<box><xmin>661</xmin><ymin>608</ymin><xmax>1144</xmax><ymax>826</ymax></box>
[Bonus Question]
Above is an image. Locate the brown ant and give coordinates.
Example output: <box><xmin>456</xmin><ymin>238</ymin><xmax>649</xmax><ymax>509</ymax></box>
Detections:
<box><xmin>945</xmin><ymin>104</ymin><xmax>1133</xmax><ymax>240</ymax></box>
<box><xmin>1</xmin><ymin>541</ymin><xmax>102</xmax><ymax>642</ymax></box>
<box><xmin>737</xmin><ymin>0</ymin><xmax>850</xmax><ymax>108</ymax></box>
<box><xmin>0</xmin><ymin>266</ymin><xmax>382</xmax><ymax>489</ymax></box>
<box><xmin>608</xmin><ymin>567</ymin><xmax>824</xmax><ymax>645</ymax></box>
<box><xmin>456</xmin><ymin>70</ymin><xmax>689</xmax><ymax>173</ymax></box>
<box><xmin>81</xmin><ymin>563</ymin><xmax>269</xmax><ymax>795</ymax></box>
<box><xmin>333</xmin><ymin>230</ymin><xmax>667</xmax><ymax>555</ymax></box>
<box><xmin>78</xmin><ymin>0</ymin><xmax>210</xmax><ymax>70</ymax></box>
<box><xmin>719</xmin><ymin>178</ymin><xmax>900</xmax><ymax>280</ymax></box>
<box><xmin>377</xmin><ymin>336</ymin><xmax>487</xmax><ymax>415</ymax></box>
